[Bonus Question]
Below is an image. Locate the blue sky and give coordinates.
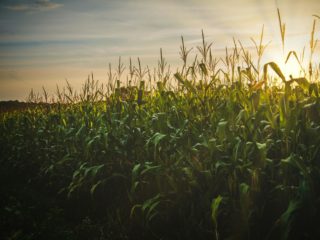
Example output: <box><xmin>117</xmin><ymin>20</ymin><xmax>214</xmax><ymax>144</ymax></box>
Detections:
<box><xmin>0</xmin><ymin>0</ymin><xmax>319</xmax><ymax>100</ymax></box>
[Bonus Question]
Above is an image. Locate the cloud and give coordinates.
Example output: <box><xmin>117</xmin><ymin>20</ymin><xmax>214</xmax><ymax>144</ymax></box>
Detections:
<box><xmin>6</xmin><ymin>0</ymin><xmax>63</xmax><ymax>12</ymax></box>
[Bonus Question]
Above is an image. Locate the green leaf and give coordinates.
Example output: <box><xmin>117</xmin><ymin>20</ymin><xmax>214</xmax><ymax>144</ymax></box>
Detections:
<box><xmin>140</xmin><ymin>194</ymin><xmax>162</xmax><ymax>222</ymax></box>
<box><xmin>240</xmin><ymin>182</ymin><xmax>250</xmax><ymax>194</ymax></box>
<box><xmin>309</xmin><ymin>83</ymin><xmax>319</xmax><ymax>97</ymax></box>
<box><xmin>130</xmin><ymin>204</ymin><xmax>142</xmax><ymax>218</ymax></box>
<box><xmin>278</xmin><ymin>200</ymin><xmax>300</xmax><ymax>240</ymax></box>
<box><xmin>216</xmin><ymin>120</ymin><xmax>228</xmax><ymax>141</ymax></box>
<box><xmin>141</xmin><ymin>165</ymin><xmax>161</xmax><ymax>175</ymax></box>
<box><xmin>90</xmin><ymin>180</ymin><xmax>105</xmax><ymax>195</ymax></box>
<box><xmin>199</xmin><ymin>63</ymin><xmax>208</xmax><ymax>76</ymax></box>
<box><xmin>257</xmin><ymin>142</ymin><xmax>266</xmax><ymax>151</ymax></box>
<box><xmin>174</xmin><ymin>73</ymin><xmax>197</xmax><ymax>93</ymax></box>
<box><xmin>85</xmin><ymin>164</ymin><xmax>104</xmax><ymax>178</ymax></box>
<box><xmin>263</xmin><ymin>62</ymin><xmax>286</xmax><ymax>83</ymax></box>
<box><xmin>149</xmin><ymin>132</ymin><xmax>166</xmax><ymax>147</ymax></box>
<box><xmin>293</xmin><ymin>77</ymin><xmax>310</xmax><ymax>90</ymax></box>
<box><xmin>132</xmin><ymin>164</ymin><xmax>141</xmax><ymax>179</ymax></box>
<box><xmin>211</xmin><ymin>195</ymin><xmax>223</xmax><ymax>225</ymax></box>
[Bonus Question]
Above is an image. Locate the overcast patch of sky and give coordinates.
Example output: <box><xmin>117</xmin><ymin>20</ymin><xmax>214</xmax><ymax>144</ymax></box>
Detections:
<box><xmin>0</xmin><ymin>0</ymin><xmax>266</xmax><ymax>68</ymax></box>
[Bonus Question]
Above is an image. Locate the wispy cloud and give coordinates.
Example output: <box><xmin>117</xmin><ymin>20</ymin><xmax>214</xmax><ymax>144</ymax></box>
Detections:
<box><xmin>6</xmin><ymin>0</ymin><xmax>63</xmax><ymax>12</ymax></box>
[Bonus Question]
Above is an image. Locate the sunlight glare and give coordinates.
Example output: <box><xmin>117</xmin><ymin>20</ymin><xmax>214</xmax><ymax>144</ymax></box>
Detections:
<box><xmin>283</xmin><ymin>57</ymin><xmax>303</xmax><ymax>79</ymax></box>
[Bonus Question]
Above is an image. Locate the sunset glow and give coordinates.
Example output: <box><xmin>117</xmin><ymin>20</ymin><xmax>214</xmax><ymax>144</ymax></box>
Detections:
<box><xmin>0</xmin><ymin>0</ymin><xmax>319</xmax><ymax>100</ymax></box>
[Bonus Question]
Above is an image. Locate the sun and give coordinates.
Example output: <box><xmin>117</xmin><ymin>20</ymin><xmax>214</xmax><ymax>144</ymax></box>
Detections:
<box><xmin>283</xmin><ymin>57</ymin><xmax>304</xmax><ymax>79</ymax></box>
<box><xmin>268</xmin><ymin>50</ymin><xmax>304</xmax><ymax>81</ymax></box>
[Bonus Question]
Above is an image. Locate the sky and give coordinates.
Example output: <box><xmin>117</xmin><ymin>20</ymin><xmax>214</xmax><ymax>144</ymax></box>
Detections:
<box><xmin>0</xmin><ymin>0</ymin><xmax>319</xmax><ymax>100</ymax></box>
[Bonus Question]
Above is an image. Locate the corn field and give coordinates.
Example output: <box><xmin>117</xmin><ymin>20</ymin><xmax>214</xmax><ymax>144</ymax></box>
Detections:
<box><xmin>1</xmin><ymin>12</ymin><xmax>320</xmax><ymax>240</ymax></box>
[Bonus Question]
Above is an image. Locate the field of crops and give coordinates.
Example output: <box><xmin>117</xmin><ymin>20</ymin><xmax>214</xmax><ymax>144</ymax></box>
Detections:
<box><xmin>1</xmin><ymin>14</ymin><xmax>320</xmax><ymax>239</ymax></box>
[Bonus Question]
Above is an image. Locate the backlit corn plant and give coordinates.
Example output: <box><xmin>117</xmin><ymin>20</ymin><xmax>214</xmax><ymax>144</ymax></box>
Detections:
<box><xmin>1</xmin><ymin>10</ymin><xmax>320</xmax><ymax>240</ymax></box>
